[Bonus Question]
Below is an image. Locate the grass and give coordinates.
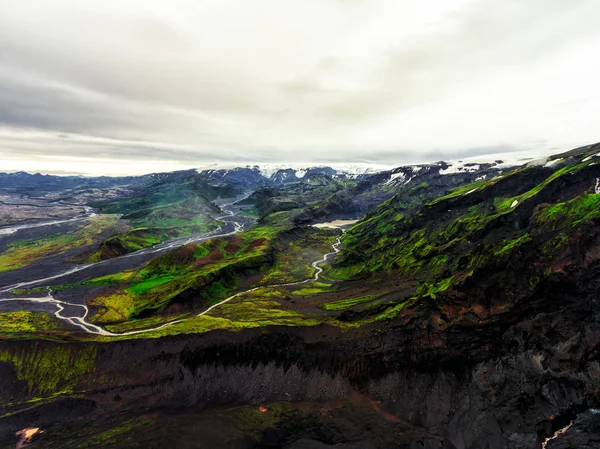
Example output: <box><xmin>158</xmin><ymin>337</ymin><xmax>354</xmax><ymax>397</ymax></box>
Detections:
<box><xmin>81</xmin><ymin>225</ymin><xmax>281</xmax><ymax>324</ymax></box>
<box><xmin>87</xmin><ymin>195</ymin><xmax>224</xmax><ymax>261</ymax></box>
<box><xmin>80</xmin><ymin>225</ymin><xmax>341</xmax><ymax>329</ymax></box>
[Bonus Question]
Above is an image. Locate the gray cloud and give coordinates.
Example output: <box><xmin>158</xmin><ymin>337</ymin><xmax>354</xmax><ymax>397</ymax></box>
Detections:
<box><xmin>0</xmin><ymin>0</ymin><xmax>599</xmax><ymax>175</ymax></box>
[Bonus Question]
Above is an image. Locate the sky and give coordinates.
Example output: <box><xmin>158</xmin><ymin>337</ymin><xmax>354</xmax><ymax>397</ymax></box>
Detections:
<box><xmin>1</xmin><ymin>0</ymin><xmax>600</xmax><ymax>176</ymax></box>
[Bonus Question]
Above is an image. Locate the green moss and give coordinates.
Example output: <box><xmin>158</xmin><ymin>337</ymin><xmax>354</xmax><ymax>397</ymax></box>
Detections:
<box><xmin>495</xmin><ymin>234</ymin><xmax>532</xmax><ymax>256</ymax></box>
<box><xmin>324</xmin><ymin>264</ymin><xmax>364</xmax><ymax>281</ymax></box>
<box><xmin>421</xmin><ymin>276</ymin><xmax>455</xmax><ymax>300</ymax></box>
<box><xmin>89</xmin><ymin>291</ymin><xmax>137</xmax><ymax>323</ymax></box>
<box><xmin>541</xmin><ymin>234</ymin><xmax>568</xmax><ymax>256</ymax></box>
<box><xmin>495</xmin><ymin>162</ymin><xmax>592</xmax><ymax>214</ymax></box>
<box><xmin>321</xmin><ymin>294</ymin><xmax>382</xmax><ymax>311</ymax></box>
<box><xmin>373</xmin><ymin>298</ymin><xmax>414</xmax><ymax>321</ymax></box>
<box><xmin>534</xmin><ymin>192</ymin><xmax>600</xmax><ymax>228</ymax></box>
<box><xmin>0</xmin><ymin>344</ymin><xmax>97</xmax><ymax>395</ymax></box>
<box><xmin>0</xmin><ymin>311</ymin><xmax>59</xmax><ymax>333</ymax></box>
<box><xmin>87</xmin><ymin>195</ymin><xmax>224</xmax><ymax>261</ymax></box>
<box><xmin>129</xmin><ymin>276</ymin><xmax>175</xmax><ymax>295</ymax></box>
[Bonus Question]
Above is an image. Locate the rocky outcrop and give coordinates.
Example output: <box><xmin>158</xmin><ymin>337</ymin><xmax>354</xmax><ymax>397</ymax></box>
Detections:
<box><xmin>1</xmin><ymin>278</ymin><xmax>598</xmax><ymax>448</ymax></box>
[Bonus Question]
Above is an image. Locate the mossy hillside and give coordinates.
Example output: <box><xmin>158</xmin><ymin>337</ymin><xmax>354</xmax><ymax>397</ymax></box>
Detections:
<box><xmin>533</xmin><ymin>191</ymin><xmax>600</xmax><ymax>229</ymax></box>
<box><xmin>0</xmin><ymin>215</ymin><xmax>122</xmax><ymax>272</ymax></box>
<box><xmin>83</xmin><ymin>225</ymin><xmax>341</xmax><ymax>327</ymax></box>
<box><xmin>332</xmin><ymin>155</ymin><xmax>600</xmax><ymax>320</ymax></box>
<box><xmin>91</xmin><ymin>177</ymin><xmax>234</xmax><ymax>213</ymax></box>
<box><xmin>320</xmin><ymin>293</ymin><xmax>384</xmax><ymax>311</ymax></box>
<box><xmin>256</xmin><ymin>180</ymin><xmax>353</xmax><ymax>225</ymax></box>
<box><xmin>0</xmin><ymin>342</ymin><xmax>97</xmax><ymax>396</ymax></box>
<box><xmin>122</xmin><ymin>196</ymin><xmax>220</xmax><ymax>227</ymax></box>
<box><xmin>259</xmin><ymin>227</ymin><xmax>340</xmax><ymax>284</ymax></box>
<box><xmin>427</xmin><ymin>142</ymin><xmax>600</xmax><ymax>208</ymax></box>
<box><xmin>87</xmin><ymin>227</ymin><xmax>279</xmax><ymax>324</ymax></box>
<box><xmin>101</xmin><ymin>303</ymin><xmax>323</xmax><ymax>339</ymax></box>
<box><xmin>0</xmin><ymin>311</ymin><xmax>60</xmax><ymax>334</ymax></box>
<box><xmin>294</xmin><ymin>186</ymin><xmax>360</xmax><ymax>223</ymax></box>
<box><xmin>336</xmin><ymin>156</ymin><xmax>600</xmax><ymax>276</ymax></box>
<box><xmin>87</xmin><ymin>196</ymin><xmax>223</xmax><ymax>261</ymax></box>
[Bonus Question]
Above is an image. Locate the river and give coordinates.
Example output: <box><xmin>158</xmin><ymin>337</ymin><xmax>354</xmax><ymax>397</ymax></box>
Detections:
<box><xmin>0</xmin><ymin>199</ymin><xmax>348</xmax><ymax>337</ymax></box>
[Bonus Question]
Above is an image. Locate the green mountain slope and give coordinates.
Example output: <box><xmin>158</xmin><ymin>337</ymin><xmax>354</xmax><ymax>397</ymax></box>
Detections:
<box><xmin>330</xmin><ymin>142</ymin><xmax>600</xmax><ymax>320</ymax></box>
<box><xmin>87</xmin><ymin>195</ymin><xmax>222</xmax><ymax>261</ymax></box>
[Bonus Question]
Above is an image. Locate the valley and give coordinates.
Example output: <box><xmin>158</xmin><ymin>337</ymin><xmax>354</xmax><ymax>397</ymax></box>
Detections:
<box><xmin>0</xmin><ymin>146</ymin><xmax>600</xmax><ymax>448</ymax></box>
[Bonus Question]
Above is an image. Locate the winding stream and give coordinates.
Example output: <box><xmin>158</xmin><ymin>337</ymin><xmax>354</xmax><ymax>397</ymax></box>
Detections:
<box><xmin>0</xmin><ymin>206</ymin><xmax>96</xmax><ymax>236</ymax></box>
<box><xmin>0</xmin><ymin>198</ymin><xmax>247</xmax><ymax>293</ymax></box>
<box><xmin>0</xmin><ymin>199</ymin><xmax>346</xmax><ymax>337</ymax></box>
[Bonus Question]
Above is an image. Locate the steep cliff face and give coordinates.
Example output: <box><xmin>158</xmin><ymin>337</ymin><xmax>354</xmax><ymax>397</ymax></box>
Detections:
<box><xmin>0</xmin><ymin>306</ymin><xmax>598</xmax><ymax>449</ymax></box>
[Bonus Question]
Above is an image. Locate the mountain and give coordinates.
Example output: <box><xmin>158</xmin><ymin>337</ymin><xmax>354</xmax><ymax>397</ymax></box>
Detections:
<box><xmin>2</xmin><ymin>144</ymin><xmax>600</xmax><ymax>448</ymax></box>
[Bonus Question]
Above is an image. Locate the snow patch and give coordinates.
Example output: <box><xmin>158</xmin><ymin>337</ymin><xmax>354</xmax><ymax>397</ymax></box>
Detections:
<box><xmin>583</xmin><ymin>152</ymin><xmax>600</xmax><ymax>162</ymax></box>
<box><xmin>475</xmin><ymin>175</ymin><xmax>487</xmax><ymax>181</ymax></box>
<box><xmin>595</xmin><ymin>178</ymin><xmax>600</xmax><ymax>194</ymax></box>
<box><xmin>198</xmin><ymin>163</ymin><xmax>390</xmax><ymax>179</ymax></box>
<box><xmin>439</xmin><ymin>162</ymin><xmax>481</xmax><ymax>175</ymax></box>
<box><xmin>464</xmin><ymin>188</ymin><xmax>478</xmax><ymax>195</ymax></box>
<box><xmin>385</xmin><ymin>172</ymin><xmax>407</xmax><ymax>185</ymax></box>
<box><xmin>511</xmin><ymin>200</ymin><xmax>519</xmax><ymax>208</ymax></box>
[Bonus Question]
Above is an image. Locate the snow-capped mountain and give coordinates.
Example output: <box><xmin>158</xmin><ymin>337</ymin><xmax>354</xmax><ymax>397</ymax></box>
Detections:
<box><xmin>195</xmin><ymin>163</ymin><xmax>393</xmax><ymax>188</ymax></box>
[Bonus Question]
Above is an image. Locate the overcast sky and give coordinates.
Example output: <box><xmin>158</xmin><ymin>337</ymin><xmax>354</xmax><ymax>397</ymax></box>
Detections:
<box><xmin>1</xmin><ymin>0</ymin><xmax>600</xmax><ymax>175</ymax></box>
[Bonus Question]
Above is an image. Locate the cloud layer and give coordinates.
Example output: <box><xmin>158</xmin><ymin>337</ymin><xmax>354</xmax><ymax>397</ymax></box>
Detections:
<box><xmin>1</xmin><ymin>0</ymin><xmax>599</xmax><ymax>175</ymax></box>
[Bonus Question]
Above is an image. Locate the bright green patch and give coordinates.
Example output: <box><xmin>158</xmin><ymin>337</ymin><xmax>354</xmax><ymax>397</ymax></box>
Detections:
<box><xmin>495</xmin><ymin>234</ymin><xmax>532</xmax><ymax>256</ymax></box>
<box><xmin>129</xmin><ymin>276</ymin><xmax>175</xmax><ymax>295</ymax></box>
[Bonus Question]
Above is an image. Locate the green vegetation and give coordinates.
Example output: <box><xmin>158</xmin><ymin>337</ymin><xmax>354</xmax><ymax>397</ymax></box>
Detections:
<box><xmin>0</xmin><ymin>311</ymin><xmax>59</xmax><ymax>333</ymax></box>
<box><xmin>7</xmin><ymin>148</ymin><xmax>600</xmax><ymax>342</ymax></box>
<box><xmin>0</xmin><ymin>343</ymin><xmax>97</xmax><ymax>395</ymax></box>
<box><xmin>260</xmin><ymin>227</ymin><xmax>339</xmax><ymax>284</ymax></box>
<box><xmin>534</xmin><ymin>192</ymin><xmax>600</xmax><ymax>228</ymax></box>
<box><xmin>320</xmin><ymin>293</ymin><xmax>382</xmax><ymax>311</ymax></box>
<box><xmin>0</xmin><ymin>215</ymin><xmax>121</xmax><ymax>272</ymax></box>
<box><xmin>70</xmin><ymin>224</ymin><xmax>343</xmax><ymax>331</ymax></box>
<box><xmin>329</xmin><ymin>154</ymin><xmax>600</xmax><ymax>322</ymax></box>
<box><xmin>82</xmin><ymin>225</ymin><xmax>280</xmax><ymax>323</ymax></box>
<box><xmin>495</xmin><ymin>234</ymin><xmax>532</xmax><ymax>256</ymax></box>
<box><xmin>494</xmin><ymin>162</ymin><xmax>591</xmax><ymax>214</ymax></box>
<box><xmin>87</xmin><ymin>196</ymin><xmax>223</xmax><ymax>261</ymax></box>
